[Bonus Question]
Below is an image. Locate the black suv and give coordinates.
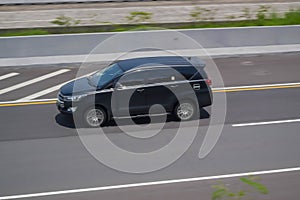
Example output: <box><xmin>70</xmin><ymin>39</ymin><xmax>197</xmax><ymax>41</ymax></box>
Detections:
<box><xmin>57</xmin><ymin>56</ymin><xmax>212</xmax><ymax>127</ymax></box>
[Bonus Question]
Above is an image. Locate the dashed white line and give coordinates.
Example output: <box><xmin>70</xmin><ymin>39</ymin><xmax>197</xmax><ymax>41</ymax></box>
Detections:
<box><xmin>0</xmin><ymin>167</ymin><xmax>300</xmax><ymax>200</ymax></box>
<box><xmin>0</xmin><ymin>69</ymin><xmax>70</xmax><ymax>95</ymax></box>
<box><xmin>232</xmin><ymin>119</ymin><xmax>300</xmax><ymax>127</ymax></box>
<box><xmin>0</xmin><ymin>72</ymin><xmax>19</xmax><ymax>81</ymax></box>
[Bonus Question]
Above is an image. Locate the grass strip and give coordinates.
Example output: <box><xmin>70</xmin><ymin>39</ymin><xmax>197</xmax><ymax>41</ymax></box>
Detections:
<box><xmin>0</xmin><ymin>9</ymin><xmax>299</xmax><ymax>37</ymax></box>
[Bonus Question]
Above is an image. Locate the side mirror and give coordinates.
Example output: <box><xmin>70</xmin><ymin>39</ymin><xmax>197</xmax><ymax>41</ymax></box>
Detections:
<box><xmin>115</xmin><ymin>82</ymin><xmax>124</xmax><ymax>89</ymax></box>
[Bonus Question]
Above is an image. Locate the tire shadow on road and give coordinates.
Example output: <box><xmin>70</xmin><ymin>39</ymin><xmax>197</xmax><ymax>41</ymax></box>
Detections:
<box><xmin>55</xmin><ymin>108</ymin><xmax>210</xmax><ymax>131</ymax></box>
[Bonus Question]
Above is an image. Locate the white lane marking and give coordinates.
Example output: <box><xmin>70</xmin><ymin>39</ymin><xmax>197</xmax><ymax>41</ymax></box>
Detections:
<box><xmin>213</xmin><ymin>82</ymin><xmax>300</xmax><ymax>90</ymax></box>
<box><xmin>232</xmin><ymin>119</ymin><xmax>300</xmax><ymax>127</ymax></box>
<box><xmin>0</xmin><ymin>167</ymin><xmax>300</xmax><ymax>200</ymax></box>
<box><xmin>16</xmin><ymin>84</ymin><xmax>64</xmax><ymax>102</ymax></box>
<box><xmin>16</xmin><ymin>72</ymin><xmax>94</xmax><ymax>101</ymax></box>
<box><xmin>1</xmin><ymin>44</ymin><xmax>300</xmax><ymax>67</ymax></box>
<box><xmin>0</xmin><ymin>69</ymin><xmax>70</xmax><ymax>95</ymax></box>
<box><xmin>0</xmin><ymin>72</ymin><xmax>19</xmax><ymax>81</ymax></box>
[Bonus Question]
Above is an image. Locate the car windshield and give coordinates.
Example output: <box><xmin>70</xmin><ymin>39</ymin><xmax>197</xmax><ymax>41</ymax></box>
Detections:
<box><xmin>88</xmin><ymin>63</ymin><xmax>123</xmax><ymax>88</ymax></box>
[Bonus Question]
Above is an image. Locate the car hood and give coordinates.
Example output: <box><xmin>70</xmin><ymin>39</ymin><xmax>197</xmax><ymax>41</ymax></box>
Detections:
<box><xmin>60</xmin><ymin>77</ymin><xmax>95</xmax><ymax>96</ymax></box>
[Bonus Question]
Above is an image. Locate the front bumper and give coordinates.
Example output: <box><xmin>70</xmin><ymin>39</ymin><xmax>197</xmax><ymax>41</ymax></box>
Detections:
<box><xmin>57</xmin><ymin>94</ymin><xmax>77</xmax><ymax>114</ymax></box>
<box><xmin>57</xmin><ymin>102</ymin><xmax>76</xmax><ymax>115</ymax></box>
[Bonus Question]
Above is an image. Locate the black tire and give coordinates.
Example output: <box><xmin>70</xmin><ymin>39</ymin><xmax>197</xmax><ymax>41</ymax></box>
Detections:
<box><xmin>174</xmin><ymin>100</ymin><xmax>197</xmax><ymax>121</ymax></box>
<box><xmin>83</xmin><ymin>106</ymin><xmax>107</xmax><ymax>127</ymax></box>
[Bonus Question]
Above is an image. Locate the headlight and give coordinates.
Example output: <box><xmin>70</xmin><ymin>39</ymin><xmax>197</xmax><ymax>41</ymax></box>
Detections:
<box><xmin>65</xmin><ymin>94</ymin><xmax>86</xmax><ymax>102</ymax></box>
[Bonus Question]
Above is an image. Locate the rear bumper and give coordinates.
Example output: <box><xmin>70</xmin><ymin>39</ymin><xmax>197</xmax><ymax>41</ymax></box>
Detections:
<box><xmin>197</xmin><ymin>88</ymin><xmax>213</xmax><ymax>107</ymax></box>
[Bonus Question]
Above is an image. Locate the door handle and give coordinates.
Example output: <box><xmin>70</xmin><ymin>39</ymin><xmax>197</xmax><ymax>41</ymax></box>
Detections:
<box><xmin>136</xmin><ymin>88</ymin><xmax>144</xmax><ymax>92</ymax></box>
<box><xmin>193</xmin><ymin>84</ymin><xmax>201</xmax><ymax>90</ymax></box>
<box><xmin>170</xmin><ymin>85</ymin><xmax>178</xmax><ymax>88</ymax></box>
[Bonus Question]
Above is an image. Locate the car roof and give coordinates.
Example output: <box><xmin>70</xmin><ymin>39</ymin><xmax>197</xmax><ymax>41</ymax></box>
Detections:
<box><xmin>116</xmin><ymin>56</ymin><xmax>205</xmax><ymax>72</ymax></box>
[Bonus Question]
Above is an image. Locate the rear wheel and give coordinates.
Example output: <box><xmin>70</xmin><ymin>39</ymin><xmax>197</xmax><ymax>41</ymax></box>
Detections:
<box><xmin>174</xmin><ymin>101</ymin><xmax>196</xmax><ymax>121</ymax></box>
<box><xmin>84</xmin><ymin>107</ymin><xmax>107</xmax><ymax>127</ymax></box>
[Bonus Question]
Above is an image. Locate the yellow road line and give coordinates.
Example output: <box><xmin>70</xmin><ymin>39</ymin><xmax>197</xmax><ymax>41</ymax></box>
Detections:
<box><xmin>1</xmin><ymin>84</ymin><xmax>300</xmax><ymax>107</ymax></box>
<box><xmin>213</xmin><ymin>84</ymin><xmax>300</xmax><ymax>93</ymax></box>
<box><xmin>0</xmin><ymin>100</ymin><xmax>57</xmax><ymax>107</ymax></box>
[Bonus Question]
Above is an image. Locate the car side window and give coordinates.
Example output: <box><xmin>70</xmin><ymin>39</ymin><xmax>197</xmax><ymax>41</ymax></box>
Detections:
<box><xmin>146</xmin><ymin>68</ymin><xmax>177</xmax><ymax>84</ymax></box>
<box><xmin>118</xmin><ymin>70</ymin><xmax>147</xmax><ymax>87</ymax></box>
<box><xmin>174</xmin><ymin>66</ymin><xmax>199</xmax><ymax>80</ymax></box>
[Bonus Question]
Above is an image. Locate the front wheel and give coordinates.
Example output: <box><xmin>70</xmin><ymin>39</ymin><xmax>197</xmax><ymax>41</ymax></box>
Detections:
<box><xmin>174</xmin><ymin>101</ymin><xmax>197</xmax><ymax>121</ymax></box>
<box><xmin>84</xmin><ymin>107</ymin><xmax>107</xmax><ymax>127</ymax></box>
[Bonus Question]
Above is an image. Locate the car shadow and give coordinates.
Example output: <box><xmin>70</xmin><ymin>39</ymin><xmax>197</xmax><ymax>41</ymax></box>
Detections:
<box><xmin>55</xmin><ymin>108</ymin><xmax>210</xmax><ymax>129</ymax></box>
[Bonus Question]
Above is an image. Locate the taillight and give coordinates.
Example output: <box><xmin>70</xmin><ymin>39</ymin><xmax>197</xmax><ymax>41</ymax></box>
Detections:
<box><xmin>205</xmin><ymin>79</ymin><xmax>212</xmax><ymax>86</ymax></box>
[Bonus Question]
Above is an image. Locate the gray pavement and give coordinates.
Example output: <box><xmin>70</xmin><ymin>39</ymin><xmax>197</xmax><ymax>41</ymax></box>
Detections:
<box><xmin>0</xmin><ymin>92</ymin><xmax>300</xmax><ymax>197</ymax></box>
<box><xmin>1</xmin><ymin>0</ymin><xmax>298</xmax><ymax>5</ymax></box>
<box><xmin>32</xmin><ymin>171</ymin><xmax>300</xmax><ymax>200</ymax></box>
<box><xmin>0</xmin><ymin>0</ymin><xmax>296</xmax><ymax>5</ymax></box>
<box><xmin>0</xmin><ymin>1</ymin><xmax>299</xmax><ymax>29</ymax></box>
<box><xmin>1</xmin><ymin>26</ymin><xmax>300</xmax><ymax>60</ymax></box>
<box><xmin>0</xmin><ymin>53</ymin><xmax>300</xmax><ymax>199</ymax></box>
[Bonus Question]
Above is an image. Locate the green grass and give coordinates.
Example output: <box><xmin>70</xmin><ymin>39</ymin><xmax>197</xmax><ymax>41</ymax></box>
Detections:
<box><xmin>0</xmin><ymin>29</ymin><xmax>49</xmax><ymax>37</ymax></box>
<box><xmin>1</xmin><ymin>9</ymin><xmax>299</xmax><ymax>37</ymax></box>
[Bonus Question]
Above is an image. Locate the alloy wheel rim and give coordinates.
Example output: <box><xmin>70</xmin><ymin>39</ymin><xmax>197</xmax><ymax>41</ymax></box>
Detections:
<box><xmin>177</xmin><ymin>103</ymin><xmax>194</xmax><ymax>120</ymax></box>
<box><xmin>86</xmin><ymin>108</ymin><xmax>104</xmax><ymax>127</ymax></box>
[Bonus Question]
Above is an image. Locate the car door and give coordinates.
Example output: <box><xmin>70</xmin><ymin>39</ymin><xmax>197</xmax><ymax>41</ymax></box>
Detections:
<box><xmin>144</xmin><ymin>68</ymin><xmax>179</xmax><ymax>114</ymax></box>
<box><xmin>113</xmin><ymin>70</ymin><xmax>148</xmax><ymax>117</ymax></box>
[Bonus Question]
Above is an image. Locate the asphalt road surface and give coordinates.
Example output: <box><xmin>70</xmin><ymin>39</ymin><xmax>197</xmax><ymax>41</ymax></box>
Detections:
<box><xmin>0</xmin><ymin>53</ymin><xmax>300</xmax><ymax>199</ymax></box>
<box><xmin>2</xmin><ymin>26</ymin><xmax>300</xmax><ymax>59</ymax></box>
